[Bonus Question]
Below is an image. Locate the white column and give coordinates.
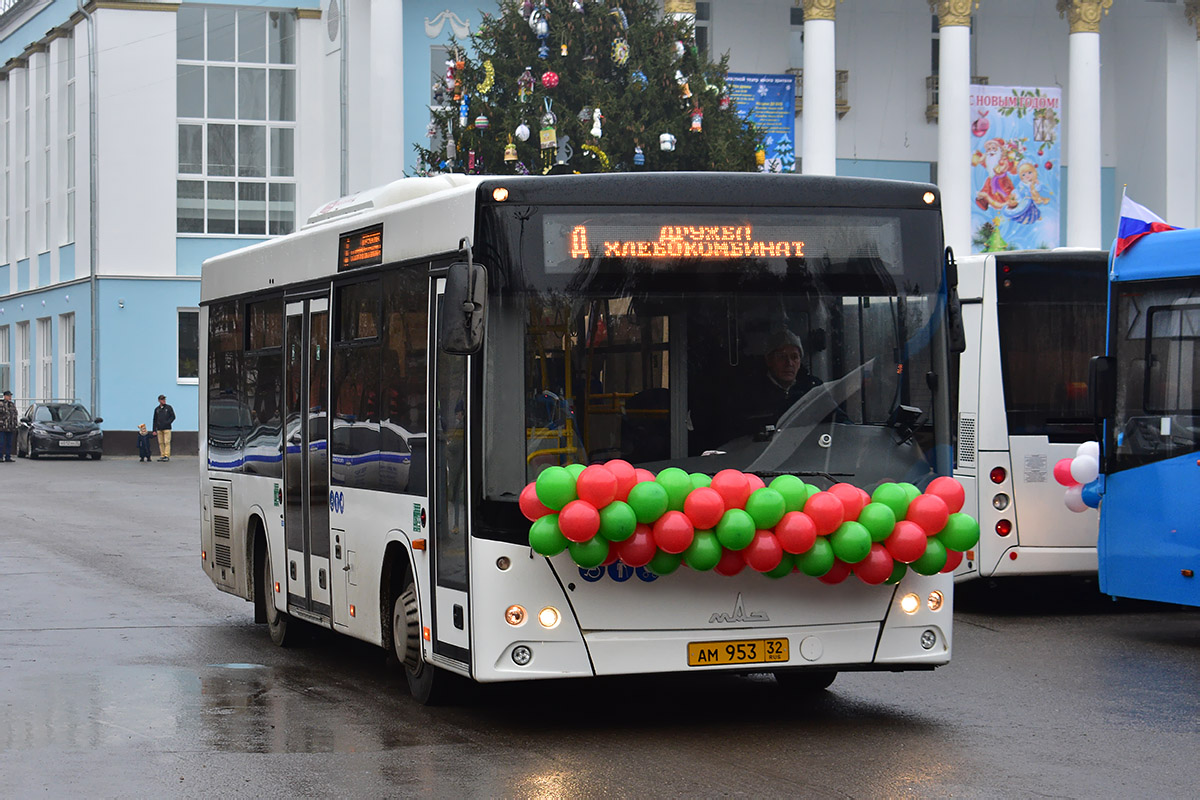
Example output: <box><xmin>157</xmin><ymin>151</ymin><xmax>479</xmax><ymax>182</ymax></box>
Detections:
<box><xmin>1066</xmin><ymin>31</ymin><xmax>1102</xmax><ymax>247</ymax></box>
<box><xmin>801</xmin><ymin>18</ymin><xmax>836</xmax><ymax>175</ymax></box>
<box><xmin>1196</xmin><ymin>37</ymin><xmax>1200</xmax><ymax>227</ymax></box>
<box><xmin>938</xmin><ymin>24</ymin><xmax>972</xmax><ymax>255</ymax></box>
<box><xmin>370</xmin><ymin>0</ymin><xmax>404</xmax><ymax>182</ymax></box>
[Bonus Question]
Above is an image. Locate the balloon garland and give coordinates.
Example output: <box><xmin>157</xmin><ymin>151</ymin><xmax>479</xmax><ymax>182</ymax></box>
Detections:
<box><xmin>1055</xmin><ymin>440</ymin><xmax>1102</xmax><ymax>512</ymax></box>
<box><xmin>521</xmin><ymin>461</ymin><xmax>980</xmax><ymax>584</ymax></box>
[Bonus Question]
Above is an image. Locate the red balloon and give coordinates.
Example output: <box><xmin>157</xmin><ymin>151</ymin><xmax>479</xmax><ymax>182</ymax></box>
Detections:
<box><xmin>829</xmin><ymin>483</ymin><xmax>866</xmax><ymax>520</ymax></box>
<box><xmin>1053</xmin><ymin>458</ymin><xmax>1076</xmax><ymax>487</ymax></box>
<box><xmin>519</xmin><ymin>482</ymin><xmax>553</xmax><ymax>521</ymax></box>
<box><xmin>745</xmin><ymin>473</ymin><xmax>766</xmax><ymax>492</ymax></box>
<box><xmin>856</xmin><ymin>487</ymin><xmax>871</xmax><ymax>509</ymax></box>
<box><xmin>713</xmin><ymin>547</ymin><xmax>746</xmax><ymax>576</ymax></box>
<box><xmin>601</xmin><ymin>539</ymin><xmax>619</xmax><ymax>566</ymax></box>
<box><xmin>576</xmin><ymin>465</ymin><xmax>618</xmax><ymax>508</ymax></box>
<box><xmin>885</xmin><ymin>520</ymin><xmax>928</xmax><ymax>563</ymax></box>
<box><xmin>710</xmin><ymin>469</ymin><xmax>752</xmax><ymax>510</ymax></box>
<box><xmin>906</xmin><ymin>493</ymin><xmax>950</xmax><ymax>535</ymax></box>
<box><xmin>743</xmin><ymin>530</ymin><xmax>784</xmax><ymax>572</ymax></box>
<box><xmin>817</xmin><ymin>559</ymin><xmax>852</xmax><ymax>584</ymax></box>
<box><xmin>683</xmin><ymin>486</ymin><xmax>726</xmax><ymax>530</ymax></box>
<box><xmin>615</xmin><ymin>524</ymin><xmax>657</xmax><ymax>567</ymax></box>
<box><xmin>941</xmin><ymin>548</ymin><xmax>964</xmax><ymax>573</ymax></box>
<box><xmin>854</xmin><ymin>543</ymin><xmax>895</xmax><ymax>585</ymax></box>
<box><xmin>605</xmin><ymin>459</ymin><xmax>639</xmax><ymax>501</ymax></box>
<box><xmin>558</xmin><ymin>500</ymin><xmax>601</xmax><ymax>543</ymax></box>
<box><xmin>634</xmin><ymin>468</ymin><xmax>657</xmax><ymax>483</ymax></box>
<box><xmin>925</xmin><ymin>476</ymin><xmax>966</xmax><ymax>514</ymax></box>
<box><xmin>804</xmin><ymin>491</ymin><xmax>845</xmax><ymax>536</ymax></box>
<box><xmin>774</xmin><ymin>511</ymin><xmax>818</xmax><ymax>555</ymax></box>
<box><xmin>652</xmin><ymin>511</ymin><xmax>696</xmax><ymax>554</ymax></box>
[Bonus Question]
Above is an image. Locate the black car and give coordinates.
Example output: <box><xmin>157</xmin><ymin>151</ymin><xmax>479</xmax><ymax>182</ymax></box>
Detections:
<box><xmin>17</xmin><ymin>402</ymin><xmax>104</xmax><ymax>459</ymax></box>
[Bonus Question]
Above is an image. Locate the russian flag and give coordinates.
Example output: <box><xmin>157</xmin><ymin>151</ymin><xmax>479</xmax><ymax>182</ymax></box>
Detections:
<box><xmin>1115</xmin><ymin>195</ymin><xmax>1179</xmax><ymax>257</ymax></box>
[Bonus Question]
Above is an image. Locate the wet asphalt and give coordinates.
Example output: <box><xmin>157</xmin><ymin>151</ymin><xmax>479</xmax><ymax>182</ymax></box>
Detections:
<box><xmin>1</xmin><ymin>455</ymin><xmax>1197</xmax><ymax>798</ymax></box>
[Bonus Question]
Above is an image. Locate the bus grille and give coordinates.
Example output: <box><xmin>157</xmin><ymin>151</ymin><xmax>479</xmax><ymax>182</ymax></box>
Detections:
<box><xmin>212</xmin><ymin>483</ymin><xmax>231</xmax><ymax>510</ymax></box>
<box><xmin>957</xmin><ymin>413</ymin><xmax>977</xmax><ymax>468</ymax></box>
<box><xmin>214</xmin><ymin>543</ymin><xmax>233</xmax><ymax>569</ymax></box>
<box><xmin>213</xmin><ymin>514</ymin><xmax>231</xmax><ymax>539</ymax></box>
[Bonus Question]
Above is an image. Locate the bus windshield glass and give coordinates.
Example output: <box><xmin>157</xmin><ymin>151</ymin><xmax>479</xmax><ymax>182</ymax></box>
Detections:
<box><xmin>483</xmin><ymin>204</ymin><xmax>947</xmax><ymax>502</ymax></box>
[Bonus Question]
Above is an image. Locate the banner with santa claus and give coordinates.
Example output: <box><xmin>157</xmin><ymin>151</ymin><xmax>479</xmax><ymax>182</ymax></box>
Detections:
<box><xmin>969</xmin><ymin>85</ymin><xmax>1061</xmax><ymax>254</ymax></box>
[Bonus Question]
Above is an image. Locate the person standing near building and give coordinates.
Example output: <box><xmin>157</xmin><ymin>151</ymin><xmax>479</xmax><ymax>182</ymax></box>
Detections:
<box><xmin>153</xmin><ymin>394</ymin><xmax>176</xmax><ymax>462</ymax></box>
<box><xmin>0</xmin><ymin>390</ymin><xmax>17</xmax><ymax>463</ymax></box>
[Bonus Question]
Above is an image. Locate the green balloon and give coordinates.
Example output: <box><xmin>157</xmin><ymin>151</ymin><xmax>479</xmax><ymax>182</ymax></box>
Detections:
<box><xmin>565</xmin><ymin>463</ymin><xmax>587</xmax><ymax>480</ymax></box>
<box><xmin>764</xmin><ymin>551</ymin><xmax>796</xmax><ymax>579</ymax></box>
<box><xmin>656</xmin><ymin>467</ymin><xmax>693</xmax><ymax>511</ymax></box>
<box><xmin>535</xmin><ymin>466</ymin><xmax>577</xmax><ymax>511</ymax></box>
<box><xmin>804</xmin><ymin>483</ymin><xmax>823</xmax><ymax>504</ymax></box>
<box><xmin>938</xmin><ymin>513</ymin><xmax>980</xmax><ymax>552</ymax></box>
<box><xmin>683</xmin><ymin>530</ymin><xmax>723</xmax><ymax>571</ymax></box>
<box><xmin>646</xmin><ymin>549</ymin><xmax>683</xmax><ymax>575</ymax></box>
<box><xmin>858</xmin><ymin>502</ymin><xmax>897</xmax><ymax>543</ymax></box>
<box><xmin>796</xmin><ymin>537</ymin><xmax>835</xmax><ymax>577</ymax></box>
<box><xmin>715</xmin><ymin>508</ymin><xmax>756</xmax><ymax>551</ymax></box>
<box><xmin>910</xmin><ymin>538</ymin><xmax>948</xmax><ymax>575</ymax></box>
<box><xmin>529</xmin><ymin>514</ymin><xmax>568</xmax><ymax>556</ymax></box>
<box><xmin>568</xmin><ymin>536</ymin><xmax>611</xmax><ymax>569</ymax></box>
<box><xmin>769</xmin><ymin>475</ymin><xmax>808</xmax><ymax>512</ymax></box>
<box><xmin>871</xmin><ymin>483</ymin><xmax>909</xmax><ymax>520</ymax></box>
<box><xmin>598</xmin><ymin>501</ymin><xmax>638</xmax><ymax>542</ymax></box>
<box><xmin>900</xmin><ymin>482</ymin><xmax>922</xmax><ymax>502</ymax></box>
<box><xmin>690</xmin><ymin>472</ymin><xmax>713</xmax><ymax>489</ymax></box>
<box><xmin>627</xmin><ymin>481</ymin><xmax>670</xmax><ymax>524</ymax></box>
<box><xmin>830</xmin><ymin>521</ymin><xmax>872</xmax><ymax>564</ymax></box>
<box><xmin>745</xmin><ymin>488</ymin><xmax>787</xmax><ymax>529</ymax></box>
<box><xmin>884</xmin><ymin>561</ymin><xmax>908</xmax><ymax>585</ymax></box>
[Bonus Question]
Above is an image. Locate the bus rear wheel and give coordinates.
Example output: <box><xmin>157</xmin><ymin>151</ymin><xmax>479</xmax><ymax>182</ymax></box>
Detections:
<box><xmin>774</xmin><ymin>669</ymin><xmax>837</xmax><ymax>692</ymax></box>
<box><xmin>394</xmin><ymin>582</ymin><xmax>453</xmax><ymax>705</ymax></box>
<box><xmin>263</xmin><ymin>553</ymin><xmax>293</xmax><ymax>646</ymax></box>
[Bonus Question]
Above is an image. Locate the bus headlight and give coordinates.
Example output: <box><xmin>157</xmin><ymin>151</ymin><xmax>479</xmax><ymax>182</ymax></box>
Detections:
<box><xmin>900</xmin><ymin>593</ymin><xmax>921</xmax><ymax>614</ymax></box>
<box><xmin>504</xmin><ymin>605</ymin><xmax>527</xmax><ymax>626</ymax></box>
<box><xmin>537</xmin><ymin>606</ymin><xmax>560</xmax><ymax>628</ymax></box>
<box><xmin>992</xmin><ymin>493</ymin><xmax>1010</xmax><ymax>511</ymax></box>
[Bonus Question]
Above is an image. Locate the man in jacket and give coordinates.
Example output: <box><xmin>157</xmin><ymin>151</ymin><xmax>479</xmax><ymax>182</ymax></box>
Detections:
<box><xmin>0</xmin><ymin>390</ymin><xmax>17</xmax><ymax>462</ymax></box>
<box><xmin>153</xmin><ymin>394</ymin><xmax>176</xmax><ymax>462</ymax></box>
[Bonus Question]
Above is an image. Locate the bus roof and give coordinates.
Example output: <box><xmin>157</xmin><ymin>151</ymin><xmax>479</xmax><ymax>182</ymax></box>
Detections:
<box><xmin>1109</xmin><ymin>226</ymin><xmax>1200</xmax><ymax>283</ymax></box>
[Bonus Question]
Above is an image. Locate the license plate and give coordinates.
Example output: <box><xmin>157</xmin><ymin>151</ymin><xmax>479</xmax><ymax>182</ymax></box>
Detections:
<box><xmin>58</xmin><ymin>440</ymin><xmax>81</xmax><ymax>447</ymax></box>
<box><xmin>687</xmin><ymin>637</ymin><xmax>789</xmax><ymax>667</ymax></box>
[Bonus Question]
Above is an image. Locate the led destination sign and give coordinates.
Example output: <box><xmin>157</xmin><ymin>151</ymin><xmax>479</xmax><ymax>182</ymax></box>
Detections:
<box><xmin>339</xmin><ymin>224</ymin><xmax>384</xmax><ymax>271</ymax></box>
<box><xmin>569</xmin><ymin>224</ymin><xmax>806</xmax><ymax>260</ymax></box>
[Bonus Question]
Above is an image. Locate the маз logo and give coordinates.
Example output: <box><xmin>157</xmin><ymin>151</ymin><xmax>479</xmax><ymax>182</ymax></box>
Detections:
<box><xmin>709</xmin><ymin>592</ymin><xmax>768</xmax><ymax>624</ymax></box>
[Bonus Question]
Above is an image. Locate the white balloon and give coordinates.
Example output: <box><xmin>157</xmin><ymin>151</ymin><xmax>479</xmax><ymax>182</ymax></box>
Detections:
<box><xmin>1076</xmin><ymin>440</ymin><xmax>1100</xmax><ymax>461</ymax></box>
<box><xmin>1064</xmin><ymin>485</ymin><xmax>1087</xmax><ymax>513</ymax></box>
<box><xmin>1070</xmin><ymin>454</ymin><xmax>1099</xmax><ymax>485</ymax></box>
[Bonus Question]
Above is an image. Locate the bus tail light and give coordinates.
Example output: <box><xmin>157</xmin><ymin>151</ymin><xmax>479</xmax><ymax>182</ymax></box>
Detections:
<box><xmin>995</xmin><ymin>519</ymin><xmax>1013</xmax><ymax>537</ymax></box>
<box><xmin>505</xmin><ymin>605</ymin><xmax>527</xmax><ymax>626</ymax></box>
<box><xmin>201</xmin><ymin>550</ymin><xmax>207</xmax><ymax>561</ymax></box>
<box><xmin>274</xmin><ymin>581</ymin><xmax>281</xmax><ymax>593</ymax></box>
<box><xmin>990</xmin><ymin>466</ymin><xmax>1007</xmax><ymax>484</ymax></box>
<box><xmin>992</xmin><ymin>493</ymin><xmax>1010</xmax><ymax>510</ymax></box>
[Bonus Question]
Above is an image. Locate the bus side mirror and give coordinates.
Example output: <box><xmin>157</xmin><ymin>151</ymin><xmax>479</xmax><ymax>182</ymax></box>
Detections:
<box><xmin>1089</xmin><ymin>355</ymin><xmax>1115</xmax><ymax>421</ymax></box>
<box><xmin>945</xmin><ymin>247</ymin><xmax>966</xmax><ymax>354</ymax></box>
<box><xmin>441</xmin><ymin>261</ymin><xmax>487</xmax><ymax>355</ymax></box>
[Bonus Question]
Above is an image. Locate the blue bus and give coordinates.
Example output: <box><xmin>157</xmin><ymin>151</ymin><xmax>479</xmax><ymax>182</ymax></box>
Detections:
<box><xmin>1092</xmin><ymin>226</ymin><xmax>1200</xmax><ymax>607</ymax></box>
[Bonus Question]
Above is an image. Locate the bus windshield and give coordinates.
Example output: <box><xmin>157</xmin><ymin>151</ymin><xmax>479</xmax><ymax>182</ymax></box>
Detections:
<box><xmin>483</xmin><ymin>204</ymin><xmax>947</xmax><ymax>502</ymax></box>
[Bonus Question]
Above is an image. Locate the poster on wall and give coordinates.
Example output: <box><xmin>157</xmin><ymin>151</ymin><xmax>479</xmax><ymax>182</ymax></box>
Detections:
<box><xmin>969</xmin><ymin>85</ymin><xmax>1061</xmax><ymax>253</ymax></box>
<box><xmin>726</xmin><ymin>73</ymin><xmax>797</xmax><ymax>173</ymax></box>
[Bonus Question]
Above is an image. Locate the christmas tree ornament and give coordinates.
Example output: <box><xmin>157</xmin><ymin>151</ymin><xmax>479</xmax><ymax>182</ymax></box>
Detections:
<box><xmin>571</xmin><ymin>0</ymin><xmax>584</xmax><ymax>12</ymax></box>
<box><xmin>518</xmin><ymin>67</ymin><xmax>535</xmax><ymax>102</ymax></box>
<box><xmin>631</xmin><ymin>70</ymin><xmax>648</xmax><ymax>89</ymax></box>
<box><xmin>660</xmin><ymin>132</ymin><xmax>677</xmax><ymax>151</ymax></box>
<box><xmin>612</xmin><ymin>37</ymin><xmax>630</xmax><ymax>66</ymax></box>
<box><xmin>591</xmin><ymin>108</ymin><xmax>603</xmax><ymax>138</ymax></box>
<box><xmin>515</xmin><ymin>122</ymin><xmax>531</xmax><ymax>142</ymax></box>
<box><xmin>675</xmin><ymin>40</ymin><xmax>685</xmax><ymax>60</ymax></box>
<box><xmin>578</xmin><ymin>106</ymin><xmax>593</xmax><ymax>124</ymax></box>
<box><xmin>459</xmin><ymin>94</ymin><xmax>469</xmax><ymax>128</ymax></box>
<box><xmin>561</xmin><ymin>43</ymin><xmax>568</xmax><ymax>57</ymax></box>
<box><xmin>719</xmin><ymin>94</ymin><xmax>731</xmax><ymax>111</ymax></box>
<box><xmin>468</xmin><ymin>150</ymin><xmax>476</xmax><ymax>172</ymax></box>
<box><xmin>633</xmin><ymin>145</ymin><xmax>645</xmax><ymax>166</ymax></box>
<box><xmin>690</xmin><ymin>107</ymin><xmax>703</xmax><ymax>133</ymax></box>
<box><xmin>676</xmin><ymin>70</ymin><xmax>692</xmax><ymax>99</ymax></box>
<box><xmin>475</xmin><ymin>115</ymin><xmax>490</xmax><ymax>130</ymax></box>
<box><xmin>530</xmin><ymin>5</ymin><xmax>550</xmax><ymax>59</ymax></box>
<box><xmin>478</xmin><ymin>60</ymin><xmax>495</xmax><ymax>97</ymax></box>
<box><xmin>541</xmin><ymin>70</ymin><xmax>559</xmax><ymax>89</ymax></box>
<box><xmin>504</xmin><ymin>136</ymin><xmax>518</xmax><ymax>163</ymax></box>
<box><xmin>540</xmin><ymin>99</ymin><xmax>558</xmax><ymax>150</ymax></box>
<box><xmin>426</xmin><ymin>120</ymin><xmax>438</xmax><ymax>139</ymax></box>
<box><xmin>581</xmin><ymin>143</ymin><xmax>611</xmax><ymax>170</ymax></box>
<box><xmin>447</xmin><ymin>136</ymin><xmax>457</xmax><ymax>160</ymax></box>
<box><xmin>515</xmin><ymin>161</ymin><xmax>531</xmax><ymax>175</ymax></box>
<box><xmin>521</xmin><ymin>0</ymin><xmax>533</xmax><ymax>20</ymax></box>
<box><xmin>610</xmin><ymin>6</ymin><xmax>628</xmax><ymax>29</ymax></box>
<box><xmin>755</xmin><ymin>145</ymin><xmax>766</xmax><ymax>167</ymax></box>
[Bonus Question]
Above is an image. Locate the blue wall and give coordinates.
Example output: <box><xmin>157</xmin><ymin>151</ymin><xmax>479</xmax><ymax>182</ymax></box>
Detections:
<box><xmin>59</xmin><ymin>243</ymin><xmax>75</xmax><ymax>281</ymax></box>
<box><xmin>98</xmin><ymin>278</ymin><xmax>201</xmax><ymax>431</ymax></box>
<box><xmin>0</xmin><ymin>280</ymin><xmax>92</xmax><ymax>406</ymax></box>
<box><xmin>177</xmin><ymin>237</ymin><xmax>265</xmax><ymax>276</ymax></box>
<box><xmin>837</xmin><ymin>159</ymin><xmax>932</xmax><ymax>183</ymax></box>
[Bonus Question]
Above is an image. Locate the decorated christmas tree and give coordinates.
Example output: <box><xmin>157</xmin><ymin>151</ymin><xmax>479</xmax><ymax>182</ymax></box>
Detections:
<box><xmin>413</xmin><ymin>0</ymin><xmax>761</xmax><ymax>176</ymax></box>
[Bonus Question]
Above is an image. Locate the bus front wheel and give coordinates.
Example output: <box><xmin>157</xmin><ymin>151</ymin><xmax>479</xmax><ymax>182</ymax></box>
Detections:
<box><xmin>394</xmin><ymin>582</ymin><xmax>452</xmax><ymax>705</ymax></box>
<box><xmin>263</xmin><ymin>554</ymin><xmax>293</xmax><ymax>647</ymax></box>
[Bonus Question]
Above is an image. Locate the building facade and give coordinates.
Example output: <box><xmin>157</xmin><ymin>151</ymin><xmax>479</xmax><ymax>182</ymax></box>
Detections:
<box><xmin>1</xmin><ymin>0</ymin><xmax>1197</xmax><ymax>449</ymax></box>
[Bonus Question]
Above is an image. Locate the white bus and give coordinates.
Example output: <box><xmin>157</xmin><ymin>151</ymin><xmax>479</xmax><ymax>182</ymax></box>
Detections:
<box><xmin>953</xmin><ymin>249</ymin><xmax>1107</xmax><ymax>580</ymax></box>
<box><xmin>200</xmin><ymin>172</ymin><xmax>961</xmax><ymax>703</ymax></box>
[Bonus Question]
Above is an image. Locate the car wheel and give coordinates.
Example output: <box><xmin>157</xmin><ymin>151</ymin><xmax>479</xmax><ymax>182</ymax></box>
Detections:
<box><xmin>394</xmin><ymin>582</ymin><xmax>456</xmax><ymax>705</ymax></box>
<box><xmin>28</xmin><ymin>449</ymin><xmax>38</xmax><ymax>459</ymax></box>
<box><xmin>90</xmin><ymin>453</ymin><xmax>101</xmax><ymax>460</ymax></box>
<box><xmin>78</xmin><ymin>453</ymin><xmax>87</xmax><ymax>459</ymax></box>
<box><xmin>263</xmin><ymin>552</ymin><xmax>293</xmax><ymax>646</ymax></box>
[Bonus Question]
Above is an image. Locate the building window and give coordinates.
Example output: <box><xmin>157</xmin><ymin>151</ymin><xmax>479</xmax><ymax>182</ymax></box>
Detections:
<box><xmin>177</xmin><ymin>6</ymin><xmax>297</xmax><ymax>235</ymax></box>
<box><xmin>694</xmin><ymin>2</ymin><xmax>711</xmax><ymax>60</ymax></box>
<box><xmin>23</xmin><ymin>68</ymin><xmax>30</xmax><ymax>260</ymax></box>
<box><xmin>16</xmin><ymin>320</ymin><xmax>29</xmax><ymax>401</ymax></box>
<box><xmin>179</xmin><ymin>308</ymin><xmax>200</xmax><ymax>382</ymax></box>
<box><xmin>2</xmin><ymin>78</ymin><xmax>8</xmax><ymax>263</ymax></box>
<box><xmin>36</xmin><ymin>317</ymin><xmax>51</xmax><ymax>398</ymax></box>
<box><xmin>790</xmin><ymin>7</ymin><xmax>804</xmax><ymax>70</ymax></box>
<box><xmin>0</xmin><ymin>326</ymin><xmax>9</xmax><ymax>392</ymax></box>
<box><xmin>64</xmin><ymin>34</ymin><xmax>75</xmax><ymax>245</ymax></box>
<box><xmin>59</xmin><ymin>312</ymin><xmax>74</xmax><ymax>401</ymax></box>
<box><xmin>40</xmin><ymin>52</ymin><xmax>49</xmax><ymax>254</ymax></box>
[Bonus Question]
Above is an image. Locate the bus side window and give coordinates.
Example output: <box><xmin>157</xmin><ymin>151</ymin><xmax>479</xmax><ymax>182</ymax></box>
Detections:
<box><xmin>383</xmin><ymin>269</ymin><xmax>429</xmax><ymax>495</ymax></box>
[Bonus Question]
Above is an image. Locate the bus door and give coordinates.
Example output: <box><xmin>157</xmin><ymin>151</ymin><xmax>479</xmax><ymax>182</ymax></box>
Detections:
<box><xmin>283</xmin><ymin>295</ymin><xmax>332</xmax><ymax>622</ymax></box>
<box><xmin>428</xmin><ymin>278</ymin><xmax>471</xmax><ymax>666</ymax></box>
